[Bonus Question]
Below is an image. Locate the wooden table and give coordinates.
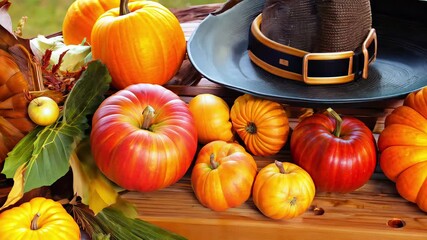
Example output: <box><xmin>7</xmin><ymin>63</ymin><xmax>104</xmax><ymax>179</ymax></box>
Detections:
<box><xmin>119</xmin><ymin>5</ymin><xmax>427</xmax><ymax>239</ymax></box>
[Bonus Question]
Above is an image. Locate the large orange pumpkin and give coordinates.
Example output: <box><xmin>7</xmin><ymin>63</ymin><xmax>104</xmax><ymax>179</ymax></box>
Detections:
<box><xmin>230</xmin><ymin>94</ymin><xmax>289</xmax><ymax>156</ymax></box>
<box><xmin>90</xmin><ymin>0</ymin><xmax>186</xmax><ymax>89</ymax></box>
<box><xmin>191</xmin><ymin>140</ymin><xmax>258</xmax><ymax>211</ymax></box>
<box><xmin>378</xmin><ymin>87</ymin><xmax>427</xmax><ymax>212</ymax></box>
<box><xmin>62</xmin><ymin>0</ymin><xmax>139</xmax><ymax>45</ymax></box>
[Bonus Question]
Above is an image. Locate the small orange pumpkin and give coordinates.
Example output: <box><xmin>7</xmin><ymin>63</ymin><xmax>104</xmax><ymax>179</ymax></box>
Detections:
<box><xmin>230</xmin><ymin>94</ymin><xmax>289</xmax><ymax>156</ymax></box>
<box><xmin>252</xmin><ymin>161</ymin><xmax>316</xmax><ymax>220</ymax></box>
<box><xmin>188</xmin><ymin>94</ymin><xmax>234</xmax><ymax>144</ymax></box>
<box><xmin>91</xmin><ymin>0</ymin><xmax>186</xmax><ymax>89</ymax></box>
<box><xmin>191</xmin><ymin>140</ymin><xmax>258</xmax><ymax>211</ymax></box>
<box><xmin>0</xmin><ymin>197</ymin><xmax>80</xmax><ymax>240</ymax></box>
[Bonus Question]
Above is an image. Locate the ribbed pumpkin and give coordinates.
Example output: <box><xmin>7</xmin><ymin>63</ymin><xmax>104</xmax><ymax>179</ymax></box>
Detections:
<box><xmin>62</xmin><ymin>0</ymin><xmax>139</xmax><ymax>45</ymax></box>
<box><xmin>91</xmin><ymin>0</ymin><xmax>186</xmax><ymax>89</ymax></box>
<box><xmin>378</xmin><ymin>87</ymin><xmax>427</xmax><ymax>212</ymax></box>
<box><xmin>230</xmin><ymin>94</ymin><xmax>289</xmax><ymax>156</ymax></box>
<box><xmin>252</xmin><ymin>161</ymin><xmax>315</xmax><ymax>220</ymax></box>
<box><xmin>0</xmin><ymin>197</ymin><xmax>80</xmax><ymax>240</ymax></box>
<box><xmin>191</xmin><ymin>140</ymin><xmax>258</xmax><ymax>211</ymax></box>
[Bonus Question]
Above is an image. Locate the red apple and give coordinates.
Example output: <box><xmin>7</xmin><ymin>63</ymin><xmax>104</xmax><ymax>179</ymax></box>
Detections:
<box><xmin>290</xmin><ymin>108</ymin><xmax>377</xmax><ymax>193</ymax></box>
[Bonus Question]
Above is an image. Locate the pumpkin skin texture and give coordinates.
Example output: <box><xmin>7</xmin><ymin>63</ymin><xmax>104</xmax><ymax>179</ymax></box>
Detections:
<box><xmin>191</xmin><ymin>140</ymin><xmax>258</xmax><ymax>211</ymax></box>
<box><xmin>188</xmin><ymin>94</ymin><xmax>234</xmax><ymax>144</ymax></box>
<box><xmin>378</xmin><ymin>87</ymin><xmax>427</xmax><ymax>212</ymax></box>
<box><xmin>230</xmin><ymin>94</ymin><xmax>289</xmax><ymax>156</ymax></box>
<box><xmin>91</xmin><ymin>1</ymin><xmax>186</xmax><ymax>89</ymax></box>
<box><xmin>290</xmin><ymin>109</ymin><xmax>377</xmax><ymax>193</ymax></box>
<box><xmin>252</xmin><ymin>161</ymin><xmax>315</xmax><ymax>220</ymax></box>
<box><xmin>62</xmin><ymin>0</ymin><xmax>139</xmax><ymax>45</ymax></box>
<box><xmin>90</xmin><ymin>83</ymin><xmax>198</xmax><ymax>192</ymax></box>
<box><xmin>0</xmin><ymin>197</ymin><xmax>80</xmax><ymax>240</ymax></box>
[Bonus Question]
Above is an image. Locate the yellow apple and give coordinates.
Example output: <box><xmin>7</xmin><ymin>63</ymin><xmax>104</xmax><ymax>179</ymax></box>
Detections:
<box><xmin>28</xmin><ymin>96</ymin><xmax>60</xmax><ymax>126</ymax></box>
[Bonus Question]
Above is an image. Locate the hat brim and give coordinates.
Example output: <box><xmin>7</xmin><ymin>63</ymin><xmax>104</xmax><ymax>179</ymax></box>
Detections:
<box><xmin>187</xmin><ymin>0</ymin><xmax>427</xmax><ymax>106</ymax></box>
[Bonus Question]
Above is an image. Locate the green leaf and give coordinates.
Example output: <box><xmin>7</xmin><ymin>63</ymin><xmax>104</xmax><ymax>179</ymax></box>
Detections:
<box><xmin>1</xmin><ymin>60</ymin><xmax>111</xmax><ymax>193</ymax></box>
<box><xmin>63</xmin><ymin>60</ymin><xmax>111</xmax><ymax>125</ymax></box>
<box><xmin>2</xmin><ymin>126</ymin><xmax>41</xmax><ymax>177</ymax></box>
<box><xmin>95</xmin><ymin>206</ymin><xmax>188</xmax><ymax>240</ymax></box>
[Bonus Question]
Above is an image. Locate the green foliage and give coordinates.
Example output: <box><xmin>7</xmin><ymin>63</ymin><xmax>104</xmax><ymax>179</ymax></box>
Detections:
<box><xmin>2</xmin><ymin>60</ymin><xmax>111</xmax><ymax>193</ymax></box>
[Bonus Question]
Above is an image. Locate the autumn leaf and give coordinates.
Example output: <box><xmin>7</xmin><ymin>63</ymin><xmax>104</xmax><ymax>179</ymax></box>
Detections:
<box><xmin>71</xmin><ymin>140</ymin><xmax>119</xmax><ymax>215</ymax></box>
<box><xmin>0</xmin><ymin>0</ymin><xmax>30</xmax><ymax>52</ymax></box>
<box><xmin>0</xmin><ymin>162</ymin><xmax>25</xmax><ymax>210</ymax></box>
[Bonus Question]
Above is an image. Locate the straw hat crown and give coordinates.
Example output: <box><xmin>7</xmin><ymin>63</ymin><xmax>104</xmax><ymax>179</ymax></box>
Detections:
<box><xmin>261</xmin><ymin>0</ymin><xmax>372</xmax><ymax>52</ymax></box>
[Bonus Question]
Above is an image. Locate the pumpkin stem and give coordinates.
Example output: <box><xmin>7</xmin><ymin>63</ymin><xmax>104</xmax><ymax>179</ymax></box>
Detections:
<box><xmin>31</xmin><ymin>213</ymin><xmax>41</xmax><ymax>230</ymax></box>
<box><xmin>210</xmin><ymin>153</ymin><xmax>219</xmax><ymax>169</ymax></box>
<box><xmin>141</xmin><ymin>105</ymin><xmax>155</xmax><ymax>130</ymax></box>
<box><xmin>326</xmin><ymin>108</ymin><xmax>342</xmax><ymax>137</ymax></box>
<box><xmin>245</xmin><ymin>122</ymin><xmax>257</xmax><ymax>134</ymax></box>
<box><xmin>119</xmin><ymin>0</ymin><xmax>130</xmax><ymax>15</ymax></box>
<box><xmin>275</xmin><ymin>160</ymin><xmax>287</xmax><ymax>174</ymax></box>
<box><xmin>289</xmin><ymin>196</ymin><xmax>297</xmax><ymax>206</ymax></box>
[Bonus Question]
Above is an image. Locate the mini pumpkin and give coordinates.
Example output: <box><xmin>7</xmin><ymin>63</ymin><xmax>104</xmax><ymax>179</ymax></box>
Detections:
<box><xmin>0</xmin><ymin>197</ymin><xmax>80</xmax><ymax>240</ymax></box>
<box><xmin>230</xmin><ymin>94</ymin><xmax>289</xmax><ymax>156</ymax></box>
<box><xmin>252</xmin><ymin>160</ymin><xmax>316</xmax><ymax>220</ymax></box>
<box><xmin>188</xmin><ymin>94</ymin><xmax>234</xmax><ymax>144</ymax></box>
<box><xmin>191</xmin><ymin>140</ymin><xmax>258</xmax><ymax>211</ymax></box>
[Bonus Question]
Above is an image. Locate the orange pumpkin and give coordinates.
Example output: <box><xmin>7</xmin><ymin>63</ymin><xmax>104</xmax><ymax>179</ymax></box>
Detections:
<box><xmin>90</xmin><ymin>0</ymin><xmax>186</xmax><ymax>89</ymax></box>
<box><xmin>191</xmin><ymin>140</ymin><xmax>258</xmax><ymax>211</ymax></box>
<box><xmin>62</xmin><ymin>0</ymin><xmax>139</xmax><ymax>45</ymax></box>
<box><xmin>378</xmin><ymin>87</ymin><xmax>427</xmax><ymax>212</ymax></box>
<box><xmin>230</xmin><ymin>94</ymin><xmax>289</xmax><ymax>156</ymax></box>
<box><xmin>252</xmin><ymin>161</ymin><xmax>316</xmax><ymax>220</ymax></box>
<box><xmin>188</xmin><ymin>94</ymin><xmax>234</xmax><ymax>144</ymax></box>
<box><xmin>0</xmin><ymin>197</ymin><xmax>80</xmax><ymax>240</ymax></box>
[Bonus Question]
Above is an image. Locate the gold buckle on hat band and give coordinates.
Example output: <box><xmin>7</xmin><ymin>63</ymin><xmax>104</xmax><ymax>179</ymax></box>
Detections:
<box><xmin>362</xmin><ymin>28</ymin><xmax>378</xmax><ymax>79</ymax></box>
<box><xmin>249</xmin><ymin>14</ymin><xmax>377</xmax><ymax>85</ymax></box>
<box><xmin>302</xmin><ymin>51</ymin><xmax>355</xmax><ymax>84</ymax></box>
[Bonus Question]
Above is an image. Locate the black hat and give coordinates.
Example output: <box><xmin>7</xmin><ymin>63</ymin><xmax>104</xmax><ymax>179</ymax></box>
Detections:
<box><xmin>187</xmin><ymin>0</ymin><xmax>427</xmax><ymax>105</ymax></box>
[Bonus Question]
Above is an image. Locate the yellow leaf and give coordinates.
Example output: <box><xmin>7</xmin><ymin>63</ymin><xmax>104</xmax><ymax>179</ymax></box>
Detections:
<box><xmin>88</xmin><ymin>176</ymin><xmax>118</xmax><ymax>215</ymax></box>
<box><xmin>70</xmin><ymin>140</ymin><xmax>118</xmax><ymax>215</ymax></box>
<box><xmin>0</xmin><ymin>163</ymin><xmax>26</xmax><ymax>210</ymax></box>
<box><xmin>69</xmin><ymin>151</ymin><xmax>90</xmax><ymax>201</ymax></box>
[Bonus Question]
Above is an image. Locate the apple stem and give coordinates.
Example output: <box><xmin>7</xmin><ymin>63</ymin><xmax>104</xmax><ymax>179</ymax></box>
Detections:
<box><xmin>326</xmin><ymin>108</ymin><xmax>342</xmax><ymax>137</ymax></box>
<box><xmin>141</xmin><ymin>105</ymin><xmax>155</xmax><ymax>130</ymax></box>
<box><xmin>31</xmin><ymin>213</ymin><xmax>41</xmax><ymax>230</ymax></box>
<box><xmin>289</xmin><ymin>196</ymin><xmax>297</xmax><ymax>206</ymax></box>
<box><xmin>210</xmin><ymin>153</ymin><xmax>219</xmax><ymax>169</ymax></box>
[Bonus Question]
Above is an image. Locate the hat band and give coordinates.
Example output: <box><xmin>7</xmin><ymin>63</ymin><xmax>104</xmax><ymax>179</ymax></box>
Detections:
<box><xmin>248</xmin><ymin>14</ymin><xmax>377</xmax><ymax>85</ymax></box>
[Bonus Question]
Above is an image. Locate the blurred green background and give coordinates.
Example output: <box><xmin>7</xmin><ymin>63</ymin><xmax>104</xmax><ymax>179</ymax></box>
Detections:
<box><xmin>8</xmin><ymin>0</ymin><xmax>225</xmax><ymax>38</ymax></box>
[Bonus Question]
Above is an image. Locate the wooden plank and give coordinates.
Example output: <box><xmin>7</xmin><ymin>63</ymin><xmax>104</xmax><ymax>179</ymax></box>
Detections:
<box><xmin>121</xmin><ymin>174</ymin><xmax>427</xmax><ymax>240</ymax></box>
